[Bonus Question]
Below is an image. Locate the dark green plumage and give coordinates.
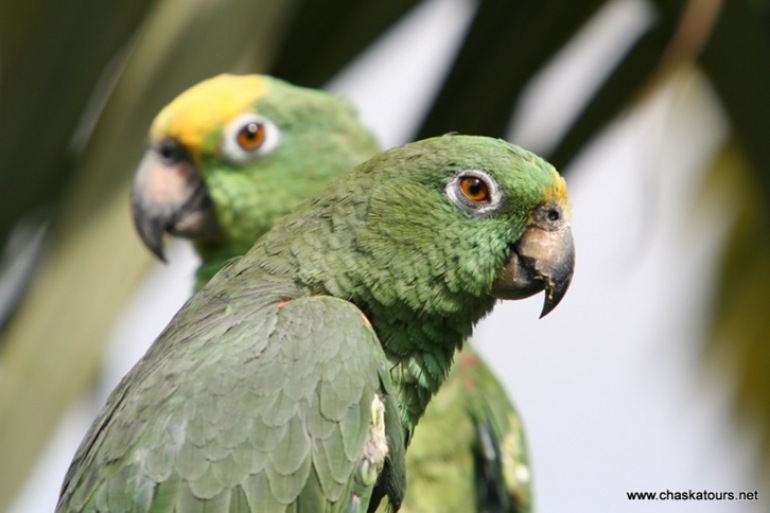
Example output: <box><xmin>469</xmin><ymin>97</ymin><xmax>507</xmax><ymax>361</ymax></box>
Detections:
<box><xmin>400</xmin><ymin>347</ymin><xmax>532</xmax><ymax>512</ymax></box>
<box><xmin>59</xmin><ymin>277</ymin><xmax>404</xmax><ymax>512</ymax></box>
<box><xmin>69</xmin><ymin>134</ymin><xmax>572</xmax><ymax>512</ymax></box>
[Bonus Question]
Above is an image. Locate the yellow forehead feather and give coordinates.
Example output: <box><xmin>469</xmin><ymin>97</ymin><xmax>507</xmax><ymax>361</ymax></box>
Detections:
<box><xmin>150</xmin><ymin>74</ymin><xmax>267</xmax><ymax>159</ymax></box>
<box><xmin>544</xmin><ymin>170</ymin><xmax>571</xmax><ymax>216</ymax></box>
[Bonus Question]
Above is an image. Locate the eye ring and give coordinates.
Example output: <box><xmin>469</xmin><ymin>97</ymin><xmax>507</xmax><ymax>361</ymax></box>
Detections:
<box><xmin>446</xmin><ymin>169</ymin><xmax>502</xmax><ymax>214</ymax></box>
<box><xmin>222</xmin><ymin>113</ymin><xmax>280</xmax><ymax>163</ymax></box>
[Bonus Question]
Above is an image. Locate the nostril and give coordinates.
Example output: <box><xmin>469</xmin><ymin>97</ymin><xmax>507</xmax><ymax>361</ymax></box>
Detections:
<box><xmin>157</xmin><ymin>139</ymin><xmax>184</xmax><ymax>162</ymax></box>
<box><xmin>547</xmin><ymin>208</ymin><xmax>560</xmax><ymax>222</ymax></box>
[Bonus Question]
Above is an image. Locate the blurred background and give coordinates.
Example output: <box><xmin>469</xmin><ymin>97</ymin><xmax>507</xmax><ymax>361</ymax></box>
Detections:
<box><xmin>1</xmin><ymin>0</ymin><xmax>769</xmax><ymax>511</ymax></box>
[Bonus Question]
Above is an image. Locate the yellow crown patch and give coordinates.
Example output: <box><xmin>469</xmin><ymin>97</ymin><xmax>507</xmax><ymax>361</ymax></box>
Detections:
<box><xmin>150</xmin><ymin>74</ymin><xmax>267</xmax><ymax>161</ymax></box>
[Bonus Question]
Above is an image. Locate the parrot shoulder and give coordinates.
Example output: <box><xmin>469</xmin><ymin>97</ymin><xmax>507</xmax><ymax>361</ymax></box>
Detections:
<box><xmin>57</xmin><ymin>288</ymin><xmax>405</xmax><ymax>512</ymax></box>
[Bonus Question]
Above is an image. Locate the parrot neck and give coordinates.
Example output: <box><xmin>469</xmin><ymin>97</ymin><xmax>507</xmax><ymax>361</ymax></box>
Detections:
<box><xmin>239</xmin><ymin>195</ymin><xmax>500</xmax><ymax>434</ymax></box>
<box><xmin>359</xmin><ymin>298</ymin><xmax>496</xmax><ymax>433</ymax></box>
<box><xmin>241</xmin><ymin>250</ymin><xmax>496</xmax><ymax>434</ymax></box>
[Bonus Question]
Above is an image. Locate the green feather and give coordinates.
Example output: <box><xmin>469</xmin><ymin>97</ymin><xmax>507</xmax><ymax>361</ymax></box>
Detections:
<box><xmin>186</xmin><ymin>75</ymin><xmax>382</xmax><ymax>287</ymax></box>
<box><xmin>59</xmin><ymin>285</ymin><xmax>402</xmax><ymax>512</ymax></box>
<box><xmin>396</xmin><ymin>346</ymin><xmax>533</xmax><ymax>512</ymax></box>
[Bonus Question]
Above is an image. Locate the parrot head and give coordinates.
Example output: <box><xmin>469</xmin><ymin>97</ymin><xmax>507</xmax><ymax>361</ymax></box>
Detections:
<box><xmin>251</xmin><ymin>134</ymin><xmax>575</xmax><ymax>320</ymax></box>
<box><xmin>131</xmin><ymin>74</ymin><xmax>379</xmax><ymax>263</ymax></box>
<box><xmin>364</xmin><ymin>135</ymin><xmax>575</xmax><ymax>318</ymax></box>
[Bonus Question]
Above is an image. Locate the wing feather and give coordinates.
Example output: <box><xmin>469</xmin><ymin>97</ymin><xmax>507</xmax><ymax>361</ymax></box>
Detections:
<box><xmin>57</xmin><ymin>285</ymin><xmax>404</xmax><ymax>513</ymax></box>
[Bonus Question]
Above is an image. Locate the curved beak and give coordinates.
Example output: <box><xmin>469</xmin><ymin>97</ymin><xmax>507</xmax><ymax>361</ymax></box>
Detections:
<box><xmin>491</xmin><ymin>203</ymin><xmax>575</xmax><ymax>318</ymax></box>
<box><xmin>130</xmin><ymin>139</ymin><xmax>218</xmax><ymax>261</ymax></box>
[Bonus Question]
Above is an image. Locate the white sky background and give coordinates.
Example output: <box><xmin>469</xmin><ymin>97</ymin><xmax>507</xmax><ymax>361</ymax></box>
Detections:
<box><xmin>11</xmin><ymin>0</ymin><xmax>765</xmax><ymax>511</ymax></box>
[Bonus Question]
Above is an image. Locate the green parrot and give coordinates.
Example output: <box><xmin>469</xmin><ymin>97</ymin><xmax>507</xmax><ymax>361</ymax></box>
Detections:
<box><xmin>130</xmin><ymin>75</ymin><xmax>538</xmax><ymax>512</ymax></box>
<box><xmin>59</xmin><ymin>134</ymin><xmax>574</xmax><ymax>512</ymax></box>
<box><xmin>57</xmin><ymin>136</ymin><xmax>574</xmax><ymax>513</ymax></box>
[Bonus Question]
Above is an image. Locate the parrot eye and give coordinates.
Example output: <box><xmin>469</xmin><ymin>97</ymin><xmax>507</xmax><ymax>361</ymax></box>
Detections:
<box><xmin>222</xmin><ymin>113</ymin><xmax>280</xmax><ymax>163</ymax></box>
<box><xmin>236</xmin><ymin>122</ymin><xmax>266</xmax><ymax>151</ymax></box>
<box><xmin>446</xmin><ymin>170</ymin><xmax>501</xmax><ymax>214</ymax></box>
<box><xmin>459</xmin><ymin>176</ymin><xmax>489</xmax><ymax>202</ymax></box>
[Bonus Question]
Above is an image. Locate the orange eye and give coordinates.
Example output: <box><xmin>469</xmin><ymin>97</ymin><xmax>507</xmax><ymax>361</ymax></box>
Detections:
<box><xmin>223</xmin><ymin>114</ymin><xmax>280</xmax><ymax>162</ymax></box>
<box><xmin>459</xmin><ymin>176</ymin><xmax>489</xmax><ymax>202</ymax></box>
<box><xmin>236</xmin><ymin>122</ymin><xmax>266</xmax><ymax>151</ymax></box>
